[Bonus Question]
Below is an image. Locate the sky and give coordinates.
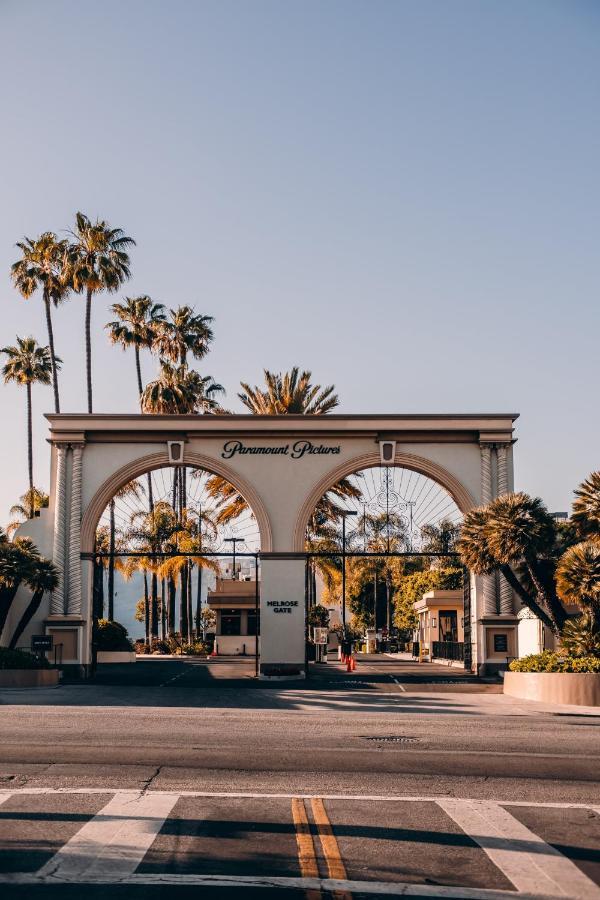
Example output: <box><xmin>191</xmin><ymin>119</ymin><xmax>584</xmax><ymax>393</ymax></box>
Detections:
<box><xmin>0</xmin><ymin>0</ymin><xmax>598</xmax><ymax>524</ymax></box>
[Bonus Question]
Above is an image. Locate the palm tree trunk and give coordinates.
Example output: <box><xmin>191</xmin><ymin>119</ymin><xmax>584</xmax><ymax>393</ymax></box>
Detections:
<box><xmin>499</xmin><ymin>564</ymin><xmax>554</xmax><ymax>631</ymax></box>
<box><xmin>135</xmin><ymin>346</ymin><xmax>143</xmax><ymax>399</ymax></box>
<box><xmin>161</xmin><ymin>578</ymin><xmax>166</xmax><ymax>639</ymax></box>
<box><xmin>0</xmin><ymin>584</ymin><xmax>22</xmax><ymax>646</ymax></box>
<box><xmin>525</xmin><ymin>557</ymin><xmax>567</xmax><ymax>633</ymax></box>
<box><xmin>151</xmin><ymin>572</ymin><xmax>159</xmax><ymax>639</ymax></box>
<box><xmin>108</xmin><ymin>500</ymin><xmax>115</xmax><ymax>620</ymax></box>
<box><xmin>26</xmin><ymin>382</ymin><xmax>34</xmax><ymax>518</ymax></box>
<box><xmin>44</xmin><ymin>292</ymin><xmax>60</xmax><ymax>413</ymax></box>
<box><xmin>180</xmin><ymin>566</ymin><xmax>189</xmax><ymax>640</ymax></box>
<box><xmin>187</xmin><ymin>562</ymin><xmax>193</xmax><ymax>640</ymax></box>
<box><xmin>85</xmin><ymin>287</ymin><xmax>93</xmax><ymax>413</ymax></box>
<box><xmin>8</xmin><ymin>588</ymin><xmax>44</xmax><ymax>650</ymax></box>
<box><xmin>143</xmin><ymin>570</ymin><xmax>149</xmax><ymax>645</ymax></box>
<box><xmin>168</xmin><ymin>577</ymin><xmax>176</xmax><ymax>637</ymax></box>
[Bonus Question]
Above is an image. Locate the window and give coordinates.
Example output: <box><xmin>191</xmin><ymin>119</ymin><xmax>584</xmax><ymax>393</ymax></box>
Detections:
<box><xmin>220</xmin><ymin>609</ymin><xmax>241</xmax><ymax>636</ymax></box>
<box><xmin>247</xmin><ymin>610</ymin><xmax>260</xmax><ymax>636</ymax></box>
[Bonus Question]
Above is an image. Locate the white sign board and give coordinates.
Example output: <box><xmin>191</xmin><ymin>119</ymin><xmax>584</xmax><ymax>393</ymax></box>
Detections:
<box><xmin>313</xmin><ymin>627</ymin><xmax>328</xmax><ymax>645</ymax></box>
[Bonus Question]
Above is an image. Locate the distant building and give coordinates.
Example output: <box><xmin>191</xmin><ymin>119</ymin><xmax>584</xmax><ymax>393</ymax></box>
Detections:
<box><xmin>207</xmin><ymin>575</ymin><xmax>259</xmax><ymax>656</ymax></box>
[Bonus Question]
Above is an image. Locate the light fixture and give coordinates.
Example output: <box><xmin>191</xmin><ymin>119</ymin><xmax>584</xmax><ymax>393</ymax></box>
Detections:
<box><xmin>167</xmin><ymin>441</ymin><xmax>184</xmax><ymax>464</ymax></box>
<box><xmin>379</xmin><ymin>440</ymin><xmax>396</xmax><ymax>464</ymax></box>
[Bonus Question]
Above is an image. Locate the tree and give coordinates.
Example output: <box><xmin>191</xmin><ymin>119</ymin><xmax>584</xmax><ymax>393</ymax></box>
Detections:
<box><xmin>238</xmin><ymin>367</ymin><xmax>338</xmax><ymax>415</ymax></box>
<box><xmin>200</xmin><ymin>606</ymin><xmax>216</xmax><ymax>639</ymax></box>
<box><xmin>141</xmin><ymin>361</ymin><xmax>223</xmax><ymax>414</ymax></box>
<box><xmin>572</xmin><ymin>471</ymin><xmax>600</xmax><ymax>542</ymax></box>
<box><xmin>68</xmin><ymin>212</ymin><xmax>135</xmax><ymax>412</ymax></box>
<box><xmin>7</xmin><ymin>488</ymin><xmax>49</xmax><ymax>538</ymax></box>
<box><xmin>106</xmin><ymin>480</ymin><xmax>144</xmax><ymax>620</ymax></box>
<box><xmin>11</xmin><ymin>232</ymin><xmax>70</xmax><ymax>413</ymax></box>
<box><xmin>556</xmin><ymin>541</ymin><xmax>600</xmax><ymax>634</ymax></box>
<box><xmin>106</xmin><ymin>296</ymin><xmax>166</xmax><ymax>401</ymax></box>
<box><xmin>8</xmin><ymin>557</ymin><xmax>59</xmax><ymax>650</ymax></box>
<box><xmin>153</xmin><ymin>306</ymin><xmax>214</xmax><ymax>366</ymax></box>
<box><xmin>457</xmin><ymin>496</ymin><xmax>566</xmax><ymax>633</ymax></box>
<box><xmin>2</xmin><ymin>338</ymin><xmax>57</xmax><ymax>518</ymax></box>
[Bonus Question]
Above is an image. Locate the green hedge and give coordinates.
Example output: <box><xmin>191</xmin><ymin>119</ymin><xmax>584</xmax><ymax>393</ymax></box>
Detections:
<box><xmin>95</xmin><ymin>619</ymin><xmax>133</xmax><ymax>651</ymax></box>
<box><xmin>509</xmin><ymin>651</ymin><xmax>600</xmax><ymax>673</ymax></box>
<box><xmin>0</xmin><ymin>647</ymin><xmax>50</xmax><ymax>670</ymax></box>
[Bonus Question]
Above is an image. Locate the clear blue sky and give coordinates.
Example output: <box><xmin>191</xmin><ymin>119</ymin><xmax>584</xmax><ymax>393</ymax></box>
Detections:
<box><xmin>1</xmin><ymin>0</ymin><xmax>598</xmax><ymax>522</ymax></box>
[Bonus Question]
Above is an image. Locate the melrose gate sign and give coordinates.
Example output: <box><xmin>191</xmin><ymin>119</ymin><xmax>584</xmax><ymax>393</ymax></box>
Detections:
<box><xmin>7</xmin><ymin>413</ymin><xmax>518</xmax><ymax>678</ymax></box>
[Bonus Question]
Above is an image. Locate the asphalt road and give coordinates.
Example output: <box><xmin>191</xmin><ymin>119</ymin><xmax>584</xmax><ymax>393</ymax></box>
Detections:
<box><xmin>0</xmin><ymin>654</ymin><xmax>599</xmax><ymax>899</ymax></box>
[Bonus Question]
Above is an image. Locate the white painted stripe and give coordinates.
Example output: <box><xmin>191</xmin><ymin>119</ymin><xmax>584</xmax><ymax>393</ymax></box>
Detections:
<box><xmin>36</xmin><ymin>790</ymin><xmax>178</xmax><ymax>879</ymax></box>
<box><xmin>0</xmin><ymin>872</ymin><xmax>564</xmax><ymax>898</ymax></box>
<box><xmin>390</xmin><ymin>676</ymin><xmax>406</xmax><ymax>691</ymax></box>
<box><xmin>4</xmin><ymin>787</ymin><xmax>600</xmax><ymax>810</ymax></box>
<box><xmin>0</xmin><ymin>792</ymin><xmax>12</xmax><ymax>807</ymax></box>
<box><xmin>438</xmin><ymin>798</ymin><xmax>600</xmax><ymax>899</ymax></box>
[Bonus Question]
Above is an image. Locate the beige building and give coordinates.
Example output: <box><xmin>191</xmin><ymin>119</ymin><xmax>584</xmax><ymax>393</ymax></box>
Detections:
<box><xmin>414</xmin><ymin>589</ymin><xmax>465</xmax><ymax>663</ymax></box>
<box><xmin>6</xmin><ymin>412</ymin><xmax>521</xmax><ymax>677</ymax></box>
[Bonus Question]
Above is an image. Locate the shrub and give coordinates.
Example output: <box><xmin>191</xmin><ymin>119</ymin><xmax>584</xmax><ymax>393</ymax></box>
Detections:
<box><xmin>560</xmin><ymin>615</ymin><xmax>600</xmax><ymax>658</ymax></box>
<box><xmin>509</xmin><ymin>651</ymin><xmax>600</xmax><ymax>673</ymax></box>
<box><xmin>0</xmin><ymin>647</ymin><xmax>49</xmax><ymax>670</ymax></box>
<box><xmin>95</xmin><ymin>619</ymin><xmax>133</xmax><ymax>652</ymax></box>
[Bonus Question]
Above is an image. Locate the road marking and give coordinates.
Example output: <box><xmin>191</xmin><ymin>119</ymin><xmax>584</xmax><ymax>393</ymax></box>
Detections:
<box><xmin>311</xmin><ymin>798</ymin><xmax>352</xmax><ymax>900</ymax></box>
<box><xmin>438</xmin><ymin>798</ymin><xmax>600</xmax><ymax>899</ymax></box>
<box><xmin>390</xmin><ymin>675</ymin><xmax>406</xmax><ymax>691</ymax></box>
<box><xmin>0</xmin><ymin>872</ymin><xmax>571</xmax><ymax>897</ymax></box>
<box><xmin>3</xmin><ymin>787</ymin><xmax>600</xmax><ymax>809</ymax></box>
<box><xmin>291</xmin><ymin>798</ymin><xmax>321</xmax><ymax>900</ymax></box>
<box><xmin>36</xmin><ymin>790</ymin><xmax>178</xmax><ymax>879</ymax></box>
<box><xmin>0</xmin><ymin>792</ymin><xmax>12</xmax><ymax>807</ymax></box>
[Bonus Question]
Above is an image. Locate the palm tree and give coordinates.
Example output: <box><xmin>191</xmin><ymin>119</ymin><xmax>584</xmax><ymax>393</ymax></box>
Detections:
<box><xmin>106</xmin><ymin>296</ymin><xmax>166</xmax><ymax>401</ymax></box>
<box><xmin>572</xmin><ymin>471</ymin><xmax>600</xmax><ymax>542</ymax></box>
<box><xmin>457</xmin><ymin>502</ymin><xmax>557</xmax><ymax>632</ymax></box>
<box><xmin>7</xmin><ymin>488</ymin><xmax>49</xmax><ymax>538</ymax></box>
<box><xmin>8</xmin><ymin>557</ymin><xmax>59</xmax><ymax>650</ymax></box>
<box><xmin>153</xmin><ymin>306</ymin><xmax>214</xmax><ymax>366</ymax></box>
<box><xmin>68</xmin><ymin>212</ymin><xmax>135</xmax><ymax>413</ymax></box>
<box><xmin>239</xmin><ymin>367</ymin><xmax>338</xmax><ymax>415</ymax></box>
<box><xmin>556</xmin><ymin>541</ymin><xmax>600</xmax><ymax>634</ymax></box>
<box><xmin>140</xmin><ymin>361</ymin><xmax>224</xmax><ymax>415</ymax></box>
<box><xmin>2</xmin><ymin>338</ymin><xmax>57</xmax><ymax>518</ymax></box>
<box><xmin>11</xmin><ymin>232</ymin><xmax>70</xmax><ymax>413</ymax></box>
<box><xmin>107</xmin><ymin>480</ymin><xmax>144</xmax><ymax>620</ymax></box>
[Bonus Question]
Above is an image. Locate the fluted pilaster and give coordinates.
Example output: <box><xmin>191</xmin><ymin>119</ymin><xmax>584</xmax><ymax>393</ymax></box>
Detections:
<box><xmin>50</xmin><ymin>445</ymin><xmax>68</xmax><ymax>614</ymax></box>
<box><xmin>496</xmin><ymin>443</ymin><xmax>514</xmax><ymax>614</ymax></box>
<box><xmin>480</xmin><ymin>443</ymin><xmax>496</xmax><ymax>614</ymax></box>
<box><xmin>67</xmin><ymin>445</ymin><xmax>83</xmax><ymax>615</ymax></box>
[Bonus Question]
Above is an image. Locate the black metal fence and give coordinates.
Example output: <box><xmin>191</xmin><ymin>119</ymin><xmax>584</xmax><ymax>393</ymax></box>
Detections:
<box><xmin>432</xmin><ymin>641</ymin><xmax>464</xmax><ymax>662</ymax></box>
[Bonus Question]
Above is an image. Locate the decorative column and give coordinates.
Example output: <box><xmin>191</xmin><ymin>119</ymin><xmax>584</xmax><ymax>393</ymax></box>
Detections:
<box><xmin>480</xmin><ymin>443</ymin><xmax>496</xmax><ymax>615</ymax></box>
<box><xmin>50</xmin><ymin>445</ymin><xmax>68</xmax><ymax>615</ymax></box>
<box><xmin>67</xmin><ymin>444</ymin><xmax>83</xmax><ymax>616</ymax></box>
<box><xmin>496</xmin><ymin>443</ymin><xmax>514</xmax><ymax>615</ymax></box>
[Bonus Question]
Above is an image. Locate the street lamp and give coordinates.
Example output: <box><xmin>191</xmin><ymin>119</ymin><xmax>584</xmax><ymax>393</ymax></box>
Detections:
<box><xmin>224</xmin><ymin>537</ymin><xmax>243</xmax><ymax>579</ymax></box>
<box><xmin>340</xmin><ymin>510</ymin><xmax>357</xmax><ymax>637</ymax></box>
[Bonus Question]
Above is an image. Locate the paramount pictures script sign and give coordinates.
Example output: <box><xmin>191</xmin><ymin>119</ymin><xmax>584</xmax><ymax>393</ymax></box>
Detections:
<box><xmin>221</xmin><ymin>440</ymin><xmax>341</xmax><ymax>460</ymax></box>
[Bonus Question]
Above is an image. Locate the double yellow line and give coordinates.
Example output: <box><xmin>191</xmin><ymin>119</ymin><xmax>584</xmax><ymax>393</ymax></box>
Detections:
<box><xmin>292</xmin><ymin>797</ymin><xmax>351</xmax><ymax>900</ymax></box>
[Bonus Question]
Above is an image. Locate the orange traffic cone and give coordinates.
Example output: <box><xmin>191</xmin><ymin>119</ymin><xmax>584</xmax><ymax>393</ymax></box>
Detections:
<box><xmin>351</xmin><ymin>655</ymin><xmax>356</xmax><ymax>671</ymax></box>
<box><xmin>346</xmin><ymin>655</ymin><xmax>352</xmax><ymax>672</ymax></box>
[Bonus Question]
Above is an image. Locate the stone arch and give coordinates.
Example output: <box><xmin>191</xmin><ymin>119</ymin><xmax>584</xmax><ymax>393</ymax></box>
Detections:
<box><xmin>292</xmin><ymin>449</ymin><xmax>476</xmax><ymax>552</ymax></box>
<box><xmin>80</xmin><ymin>450</ymin><xmax>273</xmax><ymax>554</ymax></box>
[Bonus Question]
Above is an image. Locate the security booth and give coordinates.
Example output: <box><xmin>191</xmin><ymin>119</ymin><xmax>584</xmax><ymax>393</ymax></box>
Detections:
<box><xmin>414</xmin><ymin>590</ymin><xmax>465</xmax><ymax>664</ymax></box>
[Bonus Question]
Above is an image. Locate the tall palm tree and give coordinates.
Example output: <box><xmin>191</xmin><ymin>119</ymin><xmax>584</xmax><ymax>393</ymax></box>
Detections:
<box><xmin>2</xmin><ymin>338</ymin><xmax>57</xmax><ymax>518</ymax></box>
<box><xmin>572</xmin><ymin>471</ymin><xmax>600</xmax><ymax>542</ymax></box>
<box><xmin>106</xmin><ymin>296</ymin><xmax>166</xmax><ymax>401</ymax></box>
<box><xmin>239</xmin><ymin>367</ymin><xmax>338</xmax><ymax>415</ymax></box>
<box><xmin>556</xmin><ymin>541</ymin><xmax>600</xmax><ymax>633</ymax></box>
<box><xmin>7</xmin><ymin>488</ymin><xmax>49</xmax><ymax>538</ymax></box>
<box><xmin>107</xmin><ymin>480</ymin><xmax>144</xmax><ymax>620</ymax></box>
<box><xmin>68</xmin><ymin>212</ymin><xmax>135</xmax><ymax>413</ymax></box>
<box><xmin>11</xmin><ymin>232</ymin><xmax>70</xmax><ymax>413</ymax></box>
<box><xmin>153</xmin><ymin>306</ymin><xmax>214</xmax><ymax>366</ymax></box>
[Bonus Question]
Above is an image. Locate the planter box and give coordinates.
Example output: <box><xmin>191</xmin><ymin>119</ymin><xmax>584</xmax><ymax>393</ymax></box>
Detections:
<box><xmin>504</xmin><ymin>671</ymin><xmax>600</xmax><ymax>706</ymax></box>
<box><xmin>96</xmin><ymin>651</ymin><xmax>136</xmax><ymax>664</ymax></box>
<box><xmin>0</xmin><ymin>669</ymin><xmax>59</xmax><ymax>688</ymax></box>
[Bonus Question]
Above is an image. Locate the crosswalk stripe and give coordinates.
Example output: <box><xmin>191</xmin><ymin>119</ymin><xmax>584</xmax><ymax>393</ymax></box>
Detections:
<box><xmin>0</xmin><ymin>793</ymin><xmax>12</xmax><ymax>807</ymax></box>
<box><xmin>35</xmin><ymin>790</ymin><xmax>179</xmax><ymax>879</ymax></box>
<box><xmin>438</xmin><ymin>798</ymin><xmax>600</xmax><ymax>899</ymax></box>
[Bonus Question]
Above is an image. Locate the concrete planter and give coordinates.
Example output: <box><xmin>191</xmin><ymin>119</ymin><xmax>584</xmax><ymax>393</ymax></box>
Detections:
<box><xmin>96</xmin><ymin>650</ymin><xmax>136</xmax><ymax>664</ymax></box>
<box><xmin>0</xmin><ymin>669</ymin><xmax>59</xmax><ymax>688</ymax></box>
<box><xmin>504</xmin><ymin>671</ymin><xmax>600</xmax><ymax>706</ymax></box>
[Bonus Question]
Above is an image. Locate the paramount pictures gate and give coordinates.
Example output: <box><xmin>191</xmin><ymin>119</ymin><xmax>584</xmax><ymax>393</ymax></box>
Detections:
<box><xmin>7</xmin><ymin>413</ymin><xmax>518</xmax><ymax>677</ymax></box>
